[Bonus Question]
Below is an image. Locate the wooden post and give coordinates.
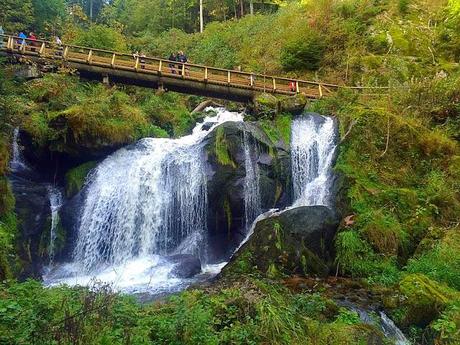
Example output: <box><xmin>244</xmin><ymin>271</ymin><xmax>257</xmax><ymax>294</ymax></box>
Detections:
<box><xmin>296</xmin><ymin>81</ymin><xmax>299</xmax><ymax>93</ymax></box>
<box><xmin>158</xmin><ymin>60</ymin><xmax>162</xmax><ymax>73</ymax></box>
<box><xmin>135</xmin><ymin>57</ymin><xmax>139</xmax><ymax>71</ymax></box>
<box><xmin>204</xmin><ymin>67</ymin><xmax>208</xmax><ymax>81</ymax></box>
<box><xmin>39</xmin><ymin>42</ymin><xmax>45</xmax><ymax>55</ymax></box>
<box><xmin>227</xmin><ymin>71</ymin><xmax>231</xmax><ymax>84</ymax></box>
<box><xmin>87</xmin><ymin>49</ymin><xmax>93</xmax><ymax>64</ymax></box>
<box><xmin>250</xmin><ymin>74</ymin><xmax>254</xmax><ymax>87</ymax></box>
<box><xmin>7</xmin><ymin>37</ymin><xmax>12</xmax><ymax>50</ymax></box>
<box><xmin>111</xmin><ymin>53</ymin><xmax>116</xmax><ymax>68</ymax></box>
<box><xmin>63</xmin><ymin>46</ymin><xmax>68</xmax><ymax>60</ymax></box>
<box><xmin>20</xmin><ymin>41</ymin><xmax>25</xmax><ymax>53</ymax></box>
<box><xmin>319</xmin><ymin>84</ymin><xmax>323</xmax><ymax>98</ymax></box>
<box><xmin>272</xmin><ymin>78</ymin><xmax>276</xmax><ymax>90</ymax></box>
<box><xmin>181</xmin><ymin>64</ymin><xmax>185</xmax><ymax>77</ymax></box>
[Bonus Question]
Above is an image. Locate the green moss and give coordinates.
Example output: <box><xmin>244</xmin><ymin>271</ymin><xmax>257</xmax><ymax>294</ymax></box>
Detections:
<box><xmin>223</xmin><ymin>198</ymin><xmax>232</xmax><ymax>234</ymax></box>
<box><xmin>399</xmin><ymin>273</ymin><xmax>458</xmax><ymax>327</ymax></box>
<box><xmin>65</xmin><ymin>161</ymin><xmax>98</xmax><ymax>198</ymax></box>
<box><xmin>214</xmin><ymin>126</ymin><xmax>236</xmax><ymax>167</ymax></box>
<box><xmin>260</xmin><ymin>113</ymin><xmax>292</xmax><ymax>145</ymax></box>
<box><xmin>0</xmin><ymin>179</ymin><xmax>17</xmax><ymax>280</ymax></box>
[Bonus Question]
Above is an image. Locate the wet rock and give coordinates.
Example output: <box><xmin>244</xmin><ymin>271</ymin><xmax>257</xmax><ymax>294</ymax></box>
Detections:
<box><xmin>203</xmin><ymin>121</ymin><xmax>292</xmax><ymax>262</ymax></box>
<box><xmin>223</xmin><ymin>206</ymin><xmax>339</xmax><ymax>277</ymax></box>
<box><xmin>167</xmin><ymin>254</ymin><xmax>202</xmax><ymax>278</ymax></box>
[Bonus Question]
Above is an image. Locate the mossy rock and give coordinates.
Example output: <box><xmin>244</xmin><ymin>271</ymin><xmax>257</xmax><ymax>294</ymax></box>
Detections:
<box><xmin>253</xmin><ymin>93</ymin><xmax>308</xmax><ymax>116</ymax></box>
<box><xmin>223</xmin><ymin>206</ymin><xmax>339</xmax><ymax>278</ymax></box>
<box><xmin>399</xmin><ymin>273</ymin><xmax>458</xmax><ymax>327</ymax></box>
<box><xmin>65</xmin><ymin>161</ymin><xmax>97</xmax><ymax>198</ymax></box>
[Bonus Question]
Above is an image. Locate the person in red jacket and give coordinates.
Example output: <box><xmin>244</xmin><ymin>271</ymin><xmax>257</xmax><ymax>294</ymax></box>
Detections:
<box><xmin>29</xmin><ymin>32</ymin><xmax>37</xmax><ymax>52</ymax></box>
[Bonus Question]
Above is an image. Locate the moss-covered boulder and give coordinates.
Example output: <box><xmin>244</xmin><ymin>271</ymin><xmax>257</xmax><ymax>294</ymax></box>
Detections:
<box><xmin>252</xmin><ymin>93</ymin><xmax>309</xmax><ymax>116</ymax></box>
<box><xmin>65</xmin><ymin>161</ymin><xmax>97</xmax><ymax>198</ymax></box>
<box><xmin>203</xmin><ymin>121</ymin><xmax>292</xmax><ymax>262</ymax></box>
<box><xmin>399</xmin><ymin>273</ymin><xmax>459</xmax><ymax>327</ymax></box>
<box><xmin>222</xmin><ymin>206</ymin><xmax>339</xmax><ymax>278</ymax></box>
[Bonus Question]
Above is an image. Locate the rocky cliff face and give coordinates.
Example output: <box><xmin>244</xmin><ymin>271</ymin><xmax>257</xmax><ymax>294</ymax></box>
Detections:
<box><xmin>203</xmin><ymin>121</ymin><xmax>292</xmax><ymax>262</ymax></box>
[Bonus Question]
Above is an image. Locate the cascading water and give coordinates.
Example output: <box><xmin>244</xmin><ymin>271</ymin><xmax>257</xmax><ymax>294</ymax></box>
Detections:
<box><xmin>10</xmin><ymin>127</ymin><xmax>29</xmax><ymax>172</ymax></box>
<box><xmin>291</xmin><ymin>115</ymin><xmax>337</xmax><ymax>207</ymax></box>
<box><xmin>46</xmin><ymin>185</ymin><xmax>63</xmax><ymax>265</ymax></box>
<box><xmin>238</xmin><ymin>113</ymin><xmax>339</xmax><ymax>248</ymax></box>
<box><xmin>243</xmin><ymin>130</ymin><xmax>261</xmax><ymax>231</ymax></box>
<box><xmin>44</xmin><ymin>109</ymin><xmax>243</xmax><ymax>294</ymax></box>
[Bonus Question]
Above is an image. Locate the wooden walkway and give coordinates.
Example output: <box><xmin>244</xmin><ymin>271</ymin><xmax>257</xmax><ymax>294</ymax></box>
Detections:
<box><xmin>0</xmin><ymin>35</ymin><xmax>382</xmax><ymax>101</ymax></box>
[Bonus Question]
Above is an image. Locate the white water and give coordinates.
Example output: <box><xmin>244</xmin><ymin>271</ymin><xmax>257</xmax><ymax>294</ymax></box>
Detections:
<box><xmin>380</xmin><ymin>311</ymin><xmax>410</xmax><ymax>345</ymax></box>
<box><xmin>243</xmin><ymin>130</ymin><xmax>261</xmax><ymax>231</ymax></box>
<box><xmin>47</xmin><ymin>185</ymin><xmax>64</xmax><ymax>265</ymax></box>
<box><xmin>44</xmin><ymin>108</ymin><xmax>243</xmax><ymax>293</ymax></box>
<box><xmin>238</xmin><ymin>113</ymin><xmax>338</xmax><ymax>248</ymax></box>
<box><xmin>10</xmin><ymin>127</ymin><xmax>29</xmax><ymax>172</ymax></box>
<box><xmin>291</xmin><ymin>115</ymin><xmax>337</xmax><ymax>207</ymax></box>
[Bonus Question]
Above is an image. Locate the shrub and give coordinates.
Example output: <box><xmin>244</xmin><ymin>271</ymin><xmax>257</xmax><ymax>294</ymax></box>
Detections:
<box><xmin>280</xmin><ymin>32</ymin><xmax>326</xmax><ymax>71</ymax></box>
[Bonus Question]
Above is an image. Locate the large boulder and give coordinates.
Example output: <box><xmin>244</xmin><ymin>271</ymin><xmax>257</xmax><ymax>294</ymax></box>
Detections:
<box><xmin>167</xmin><ymin>254</ymin><xmax>202</xmax><ymax>278</ymax></box>
<box><xmin>203</xmin><ymin>121</ymin><xmax>292</xmax><ymax>262</ymax></box>
<box><xmin>222</xmin><ymin>206</ymin><xmax>339</xmax><ymax>277</ymax></box>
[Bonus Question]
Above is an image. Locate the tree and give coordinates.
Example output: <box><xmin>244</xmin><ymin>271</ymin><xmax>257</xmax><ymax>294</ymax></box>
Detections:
<box><xmin>0</xmin><ymin>0</ymin><xmax>34</xmax><ymax>33</ymax></box>
<box><xmin>32</xmin><ymin>0</ymin><xmax>67</xmax><ymax>33</ymax></box>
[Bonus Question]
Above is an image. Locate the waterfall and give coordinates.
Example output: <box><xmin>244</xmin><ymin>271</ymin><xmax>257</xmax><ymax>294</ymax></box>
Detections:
<box><xmin>73</xmin><ymin>110</ymin><xmax>243</xmax><ymax>272</ymax></box>
<box><xmin>380</xmin><ymin>312</ymin><xmax>410</xmax><ymax>345</ymax></box>
<box><xmin>10</xmin><ymin>127</ymin><xmax>29</xmax><ymax>172</ymax></box>
<box><xmin>291</xmin><ymin>115</ymin><xmax>337</xmax><ymax>207</ymax></box>
<box><xmin>243</xmin><ymin>130</ymin><xmax>261</xmax><ymax>231</ymax></box>
<box><xmin>47</xmin><ymin>185</ymin><xmax>63</xmax><ymax>265</ymax></box>
<box><xmin>42</xmin><ymin>109</ymin><xmax>244</xmax><ymax>293</ymax></box>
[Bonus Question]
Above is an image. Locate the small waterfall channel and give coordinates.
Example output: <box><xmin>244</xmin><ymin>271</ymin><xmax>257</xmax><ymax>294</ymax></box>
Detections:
<box><xmin>46</xmin><ymin>185</ymin><xmax>63</xmax><ymax>265</ymax></box>
<box><xmin>243</xmin><ymin>130</ymin><xmax>261</xmax><ymax>231</ymax></box>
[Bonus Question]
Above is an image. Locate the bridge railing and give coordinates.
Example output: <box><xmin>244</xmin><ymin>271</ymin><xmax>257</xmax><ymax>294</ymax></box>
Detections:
<box><xmin>0</xmin><ymin>34</ymin><xmax>389</xmax><ymax>98</ymax></box>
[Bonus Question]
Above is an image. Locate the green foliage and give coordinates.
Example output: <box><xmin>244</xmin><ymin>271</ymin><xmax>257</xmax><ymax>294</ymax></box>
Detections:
<box><xmin>0</xmin><ymin>278</ymin><xmax>384</xmax><ymax>345</ymax></box>
<box><xmin>280</xmin><ymin>32</ymin><xmax>326</xmax><ymax>71</ymax></box>
<box><xmin>32</xmin><ymin>0</ymin><xmax>67</xmax><ymax>33</ymax></box>
<box><xmin>406</xmin><ymin>230</ymin><xmax>460</xmax><ymax>290</ymax></box>
<box><xmin>65</xmin><ymin>161</ymin><xmax>97</xmax><ymax>197</ymax></box>
<box><xmin>72</xmin><ymin>25</ymin><xmax>128</xmax><ymax>51</ymax></box>
<box><xmin>16</xmin><ymin>74</ymin><xmax>186</xmax><ymax>154</ymax></box>
<box><xmin>0</xmin><ymin>179</ymin><xmax>16</xmax><ymax>280</ymax></box>
<box><xmin>334</xmin><ymin>308</ymin><xmax>361</xmax><ymax>325</ymax></box>
<box><xmin>0</xmin><ymin>0</ymin><xmax>34</xmax><ymax>33</ymax></box>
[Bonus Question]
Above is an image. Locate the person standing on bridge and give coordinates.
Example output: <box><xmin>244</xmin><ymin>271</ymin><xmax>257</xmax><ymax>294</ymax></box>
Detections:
<box><xmin>177</xmin><ymin>51</ymin><xmax>189</xmax><ymax>76</ymax></box>
<box><xmin>168</xmin><ymin>52</ymin><xmax>177</xmax><ymax>74</ymax></box>
<box><xmin>18</xmin><ymin>32</ymin><xmax>27</xmax><ymax>47</ymax></box>
<box><xmin>54</xmin><ymin>36</ymin><xmax>63</xmax><ymax>57</ymax></box>
<box><xmin>29</xmin><ymin>32</ymin><xmax>37</xmax><ymax>52</ymax></box>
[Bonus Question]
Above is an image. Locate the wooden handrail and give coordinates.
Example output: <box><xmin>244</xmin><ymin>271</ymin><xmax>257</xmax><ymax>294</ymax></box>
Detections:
<box><xmin>0</xmin><ymin>33</ymin><xmax>392</xmax><ymax>96</ymax></box>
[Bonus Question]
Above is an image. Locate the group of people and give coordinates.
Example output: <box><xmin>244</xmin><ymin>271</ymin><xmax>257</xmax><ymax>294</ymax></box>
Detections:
<box><xmin>168</xmin><ymin>51</ymin><xmax>189</xmax><ymax>75</ymax></box>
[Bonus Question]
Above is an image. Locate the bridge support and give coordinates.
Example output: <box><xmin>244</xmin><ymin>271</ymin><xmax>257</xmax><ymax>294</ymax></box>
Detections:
<box><xmin>102</xmin><ymin>74</ymin><xmax>110</xmax><ymax>85</ymax></box>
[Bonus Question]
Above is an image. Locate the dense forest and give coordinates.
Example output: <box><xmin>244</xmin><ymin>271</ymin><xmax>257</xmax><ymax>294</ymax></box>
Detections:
<box><xmin>1</xmin><ymin>0</ymin><xmax>460</xmax><ymax>344</ymax></box>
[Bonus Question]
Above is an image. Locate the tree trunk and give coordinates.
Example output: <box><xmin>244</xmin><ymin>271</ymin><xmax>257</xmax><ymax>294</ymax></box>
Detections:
<box><xmin>199</xmin><ymin>0</ymin><xmax>204</xmax><ymax>32</ymax></box>
<box><xmin>240</xmin><ymin>0</ymin><xmax>244</xmax><ymax>17</ymax></box>
<box><xmin>89</xmin><ymin>0</ymin><xmax>93</xmax><ymax>21</ymax></box>
<box><xmin>249</xmin><ymin>0</ymin><xmax>254</xmax><ymax>15</ymax></box>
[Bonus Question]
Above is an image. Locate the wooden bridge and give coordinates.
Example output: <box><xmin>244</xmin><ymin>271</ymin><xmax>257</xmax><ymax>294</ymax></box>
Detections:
<box><xmin>0</xmin><ymin>34</ymin><xmax>377</xmax><ymax>102</ymax></box>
